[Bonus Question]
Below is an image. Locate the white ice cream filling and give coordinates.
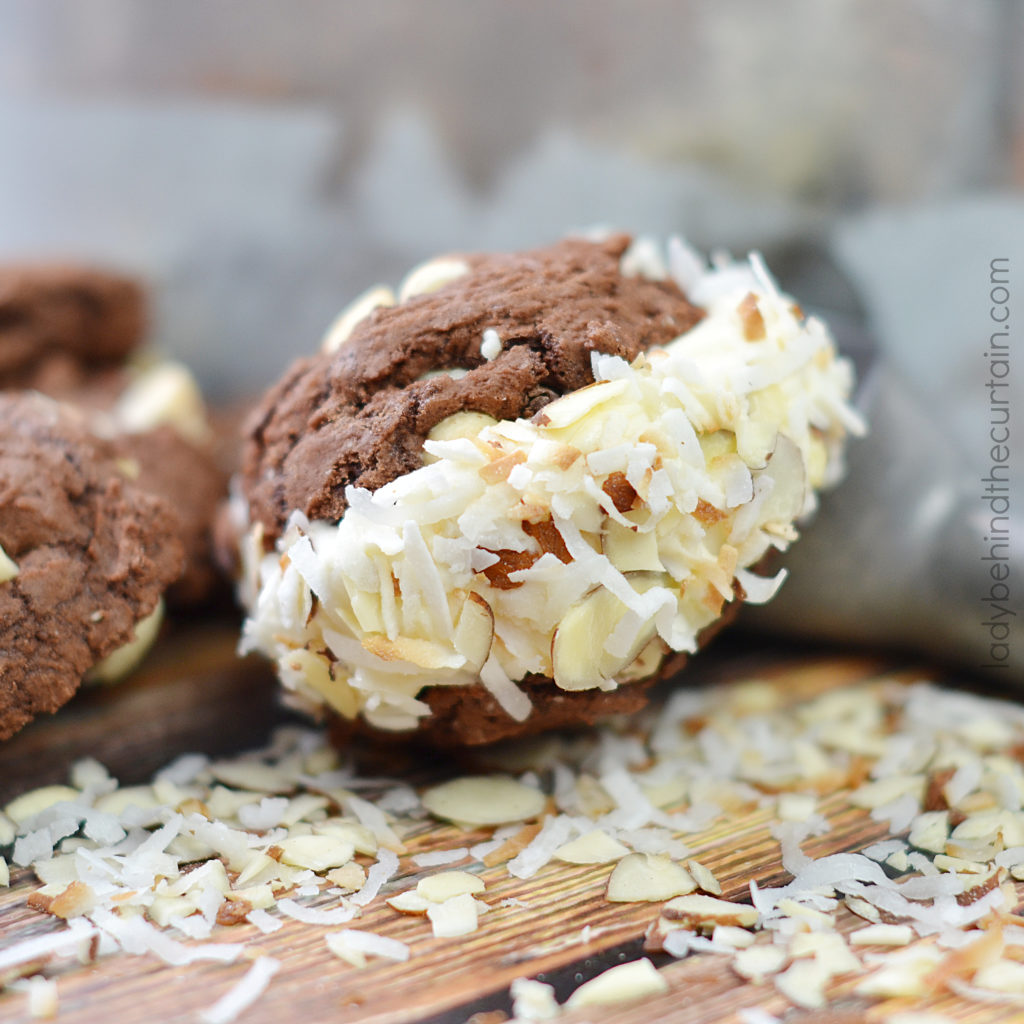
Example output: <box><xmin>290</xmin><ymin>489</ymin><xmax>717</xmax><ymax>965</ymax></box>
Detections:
<box><xmin>240</xmin><ymin>240</ymin><xmax>864</xmax><ymax>731</ymax></box>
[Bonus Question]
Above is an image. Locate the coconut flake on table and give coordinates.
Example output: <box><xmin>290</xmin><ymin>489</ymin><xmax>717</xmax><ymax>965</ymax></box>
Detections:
<box><xmin>198</xmin><ymin>957</ymin><xmax>281</xmax><ymax>1024</ymax></box>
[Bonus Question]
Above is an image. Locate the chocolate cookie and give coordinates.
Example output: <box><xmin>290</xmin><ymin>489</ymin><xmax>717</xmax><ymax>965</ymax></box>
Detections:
<box><xmin>0</xmin><ymin>263</ymin><xmax>227</xmax><ymax>607</ymax></box>
<box><xmin>0</xmin><ymin>264</ymin><xmax>144</xmax><ymax>386</ymax></box>
<box><xmin>242</xmin><ymin>235</ymin><xmax>702</xmax><ymax>540</ymax></box>
<box><xmin>238</xmin><ymin>234</ymin><xmax>862</xmax><ymax>745</ymax></box>
<box><xmin>0</xmin><ymin>393</ymin><xmax>184</xmax><ymax>740</ymax></box>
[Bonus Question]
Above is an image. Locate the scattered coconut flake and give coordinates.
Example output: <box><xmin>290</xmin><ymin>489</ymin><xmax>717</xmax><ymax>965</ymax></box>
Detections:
<box><xmin>245</xmin><ymin>908</ymin><xmax>283</xmax><ymax>934</ymax></box>
<box><xmin>507</xmin><ymin>815</ymin><xmax>573</xmax><ymax>880</ymax></box>
<box><xmin>566</xmin><ymin>958</ymin><xmax>668</xmax><ymax>1007</ymax></box>
<box><xmin>198</xmin><ymin>956</ymin><xmax>281</xmax><ymax>1024</ymax></box>
<box><xmin>326</xmin><ymin>929</ymin><xmax>410</xmax><ymax>967</ymax></box>
<box><xmin>412</xmin><ymin>848</ymin><xmax>469</xmax><ymax>868</ymax></box>
<box><xmin>275</xmin><ymin>899</ymin><xmax>358</xmax><ymax>926</ymax></box>
<box><xmin>350</xmin><ymin>848</ymin><xmax>399</xmax><ymax>907</ymax></box>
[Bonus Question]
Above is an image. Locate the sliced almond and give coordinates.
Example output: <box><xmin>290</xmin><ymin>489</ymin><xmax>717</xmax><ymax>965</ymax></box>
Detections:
<box><xmin>0</xmin><ymin>544</ymin><xmax>19</xmax><ymax>583</ymax></box>
<box><xmin>566</xmin><ymin>958</ymin><xmax>668</xmax><ymax>1008</ymax></box>
<box><xmin>686</xmin><ymin>859</ymin><xmax>722</xmax><ymax>896</ymax></box>
<box><xmin>416</xmin><ymin>871</ymin><xmax>485</xmax><ymax>903</ymax></box>
<box><xmin>426</xmin><ymin>892</ymin><xmax>480</xmax><ymax>938</ymax></box>
<box><xmin>552</xmin><ymin>585</ymin><xmax>656</xmax><ymax>691</ymax></box>
<box><xmin>554</xmin><ymin>830</ymin><xmax>629</xmax><ymax>865</ymax></box>
<box><xmin>606</xmin><ymin>853</ymin><xmax>696</xmax><ymax>903</ymax></box>
<box><xmin>732</xmin><ymin>944</ymin><xmax>788</xmax><ymax>983</ymax></box>
<box><xmin>387</xmin><ymin>890</ymin><xmax>433</xmax><ymax>915</ymax></box>
<box><xmin>398</xmin><ymin>257</ymin><xmax>469</xmax><ymax>302</ymax></box>
<box><xmin>450</xmin><ymin>593</ymin><xmax>494</xmax><ymax>670</ymax></box>
<box><xmin>849</xmin><ymin>924</ymin><xmax>914</xmax><ymax>947</ymax></box>
<box><xmin>775</xmin><ymin>959</ymin><xmax>830</xmax><ymax>1010</ymax></box>
<box><xmin>421</xmin><ymin>776</ymin><xmax>545</xmax><ymax>827</ymax></box>
<box><xmin>275</xmin><ymin>835</ymin><xmax>355</xmax><ymax>872</ymax></box>
<box><xmin>321</xmin><ymin>285</ymin><xmax>395</xmax><ymax>353</ymax></box>
<box><xmin>115</xmin><ymin>362</ymin><xmax>209</xmax><ymax>444</ymax></box>
<box><xmin>5</xmin><ymin>786</ymin><xmax>80</xmax><ymax>826</ymax></box>
<box><xmin>662</xmin><ymin>894</ymin><xmax>758</xmax><ymax>931</ymax></box>
<box><xmin>48</xmin><ymin>881</ymin><xmax>95</xmax><ymax>920</ymax></box>
<box><xmin>325</xmin><ymin>863</ymin><xmax>366</xmax><ymax>893</ymax></box>
<box><xmin>974</xmin><ymin>959</ymin><xmax>1024</xmax><ymax>994</ymax></box>
<box><xmin>908</xmin><ymin>811</ymin><xmax>949</xmax><ymax>854</ymax></box>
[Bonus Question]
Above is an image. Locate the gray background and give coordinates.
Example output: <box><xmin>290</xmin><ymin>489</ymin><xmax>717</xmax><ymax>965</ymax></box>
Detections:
<box><xmin>0</xmin><ymin>0</ymin><xmax>1020</xmax><ymax>398</ymax></box>
<box><xmin>0</xmin><ymin>0</ymin><xmax>1021</xmax><ymax>669</ymax></box>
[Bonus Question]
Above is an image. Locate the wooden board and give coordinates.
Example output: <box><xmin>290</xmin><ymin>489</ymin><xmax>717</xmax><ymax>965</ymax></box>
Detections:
<box><xmin>0</xmin><ymin>622</ymin><xmax>1020</xmax><ymax>1024</ymax></box>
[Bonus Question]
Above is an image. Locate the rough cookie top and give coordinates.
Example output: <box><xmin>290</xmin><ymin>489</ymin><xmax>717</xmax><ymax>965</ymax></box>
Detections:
<box><xmin>241</xmin><ymin>235</ymin><xmax>702</xmax><ymax>539</ymax></box>
<box><xmin>0</xmin><ymin>265</ymin><xmax>145</xmax><ymax>386</ymax></box>
<box><xmin>0</xmin><ymin>393</ymin><xmax>184</xmax><ymax>739</ymax></box>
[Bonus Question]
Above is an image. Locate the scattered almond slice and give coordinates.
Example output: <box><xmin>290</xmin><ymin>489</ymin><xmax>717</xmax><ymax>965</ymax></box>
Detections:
<box><xmin>510</xmin><ymin>977</ymin><xmax>560</xmax><ymax>1021</ymax></box>
<box><xmin>775</xmin><ymin>959</ymin><xmax>831</xmax><ymax>1009</ymax></box>
<box><xmin>662</xmin><ymin>894</ymin><xmax>758</xmax><ymax>931</ymax></box>
<box><xmin>554</xmin><ymin>830</ymin><xmax>630</xmax><ymax>865</ymax></box>
<box><xmin>686</xmin><ymin>859</ymin><xmax>722</xmax><ymax>896</ymax></box>
<box><xmin>5</xmin><ymin>787</ymin><xmax>80</xmax><ymax>826</ymax></box>
<box><xmin>416</xmin><ymin>871</ymin><xmax>485</xmax><ymax>903</ymax></box>
<box><xmin>850</xmin><ymin>924</ymin><xmax>914</xmax><ymax>947</ymax></box>
<box><xmin>421</xmin><ymin>776</ymin><xmax>546</xmax><ymax>827</ymax></box>
<box><xmin>275</xmin><ymin>835</ymin><xmax>354</xmax><ymax>872</ymax></box>
<box><xmin>606</xmin><ymin>853</ymin><xmax>696</xmax><ymax>903</ymax></box>
<box><xmin>387</xmin><ymin>891</ymin><xmax>432</xmax><ymax>915</ymax></box>
<box><xmin>325</xmin><ymin>864</ymin><xmax>366</xmax><ymax>894</ymax></box>
<box><xmin>732</xmin><ymin>944</ymin><xmax>788</xmax><ymax>983</ymax></box>
<box><xmin>566</xmin><ymin>958</ymin><xmax>668</xmax><ymax>1008</ymax></box>
<box><xmin>426</xmin><ymin>893</ymin><xmax>480</xmax><ymax>938</ymax></box>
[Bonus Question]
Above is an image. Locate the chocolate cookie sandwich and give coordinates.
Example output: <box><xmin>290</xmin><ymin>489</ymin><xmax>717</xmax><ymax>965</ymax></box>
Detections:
<box><xmin>0</xmin><ymin>392</ymin><xmax>184</xmax><ymax>739</ymax></box>
<box><xmin>0</xmin><ymin>263</ymin><xmax>227</xmax><ymax>608</ymax></box>
<box><xmin>237</xmin><ymin>234</ymin><xmax>863</xmax><ymax>744</ymax></box>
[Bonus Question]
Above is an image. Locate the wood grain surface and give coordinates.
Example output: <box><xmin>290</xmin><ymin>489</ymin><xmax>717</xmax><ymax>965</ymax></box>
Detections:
<box><xmin>0</xmin><ymin>622</ymin><xmax>1020</xmax><ymax>1024</ymax></box>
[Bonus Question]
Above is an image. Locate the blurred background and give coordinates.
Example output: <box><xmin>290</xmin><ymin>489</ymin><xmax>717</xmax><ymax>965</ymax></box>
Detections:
<box><xmin>0</xmin><ymin>0</ymin><xmax>1020</xmax><ymax>395</ymax></box>
<box><xmin>0</xmin><ymin>0</ymin><xmax>1020</xmax><ymax>668</ymax></box>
